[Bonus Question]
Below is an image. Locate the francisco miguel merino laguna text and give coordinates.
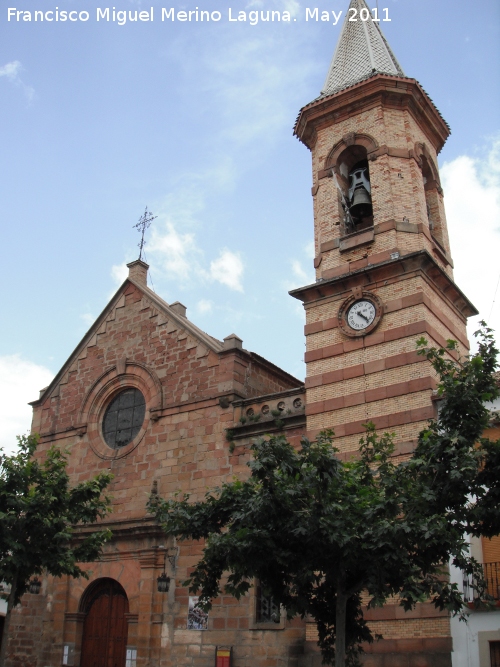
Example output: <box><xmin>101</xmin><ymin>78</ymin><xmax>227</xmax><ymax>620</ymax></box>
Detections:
<box><xmin>7</xmin><ymin>6</ymin><xmax>392</xmax><ymax>25</ymax></box>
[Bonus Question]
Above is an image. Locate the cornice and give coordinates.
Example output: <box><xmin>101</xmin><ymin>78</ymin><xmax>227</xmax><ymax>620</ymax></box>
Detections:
<box><xmin>294</xmin><ymin>75</ymin><xmax>450</xmax><ymax>154</ymax></box>
<box><xmin>289</xmin><ymin>250</ymin><xmax>477</xmax><ymax>321</ymax></box>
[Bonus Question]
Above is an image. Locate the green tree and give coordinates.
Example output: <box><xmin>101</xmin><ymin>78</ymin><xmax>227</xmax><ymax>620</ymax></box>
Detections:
<box><xmin>148</xmin><ymin>327</ymin><xmax>500</xmax><ymax>667</ymax></box>
<box><xmin>0</xmin><ymin>435</ymin><xmax>113</xmax><ymax>667</ymax></box>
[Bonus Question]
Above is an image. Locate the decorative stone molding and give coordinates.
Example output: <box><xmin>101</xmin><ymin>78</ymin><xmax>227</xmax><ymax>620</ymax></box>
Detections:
<box><xmin>78</xmin><ymin>362</ymin><xmax>162</xmax><ymax>460</ymax></box>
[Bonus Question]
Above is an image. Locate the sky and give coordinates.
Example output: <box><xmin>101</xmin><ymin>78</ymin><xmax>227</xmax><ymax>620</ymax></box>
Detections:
<box><xmin>0</xmin><ymin>0</ymin><xmax>499</xmax><ymax>453</ymax></box>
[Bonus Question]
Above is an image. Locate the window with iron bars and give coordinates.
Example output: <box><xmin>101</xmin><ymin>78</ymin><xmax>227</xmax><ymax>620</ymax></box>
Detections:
<box><xmin>463</xmin><ymin>562</ymin><xmax>500</xmax><ymax>603</ymax></box>
<box><xmin>256</xmin><ymin>582</ymin><xmax>280</xmax><ymax>623</ymax></box>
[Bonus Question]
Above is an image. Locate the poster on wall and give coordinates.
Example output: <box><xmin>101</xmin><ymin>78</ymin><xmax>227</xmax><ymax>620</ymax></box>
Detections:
<box><xmin>187</xmin><ymin>596</ymin><xmax>208</xmax><ymax>630</ymax></box>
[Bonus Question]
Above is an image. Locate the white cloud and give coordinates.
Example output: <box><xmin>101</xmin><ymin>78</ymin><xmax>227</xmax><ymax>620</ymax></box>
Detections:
<box><xmin>167</xmin><ymin>19</ymin><xmax>313</xmax><ymax>153</ymax></box>
<box><xmin>147</xmin><ymin>212</ymin><xmax>244</xmax><ymax>292</ymax></box>
<box><xmin>441</xmin><ymin>139</ymin><xmax>500</xmax><ymax>347</ymax></box>
<box><xmin>291</xmin><ymin>259</ymin><xmax>310</xmax><ymax>283</ymax></box>
<box><xmin>0</xmin><ymin>60</ymin><xmax>22</xmax><ymax>80</ymax></box>
<box><xmin>111</xmin><ymin>263</ymin><xmax>128</xmax><ymax>285</ymax></box>
<box><xmin>204</xmin><ymin>37</ymin><xmax>309</xmax><ymax>146</ymax></box>
<box><xmin>305</xmin><ymin>240</ymin><xmax>315</xmax><ymax>259</ymax></box>
<box><xmin>209</xmin><ymin>249</ymin><xmax>244</xmax><ymax>292</ymax></box>
<box><xmin>0</xmin><ymin>355</ymin><xmax>53</xmax><ymax>455</ymax></box>
<box><xmin>282</xmin><ymin>244</ymin><xmax>316</xmax><ymax>294</ymax></box>
<box><xmin>280</xmin><ymin>0</ymin><xmax>301</xmax><ymax>17</ymax></box>
<box><xmin>149</xmin><ymin>221</ymin><xmax>199</xmax><ymax>282</ymax></box>
<box><xmin>0</xmin><ymin>60</ymin><xmax>34</xmax><ymax>102</ymax></box>
<box><xmin>197</xmin><ymin>299</ymin><xmax>214</xmax><ymax>314</ymax></box>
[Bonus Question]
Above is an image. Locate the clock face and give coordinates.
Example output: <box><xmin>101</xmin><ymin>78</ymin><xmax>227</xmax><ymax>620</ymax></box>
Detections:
<box><xmin>346</xmin><ymin>299</ymin><xmax>376</xmax><ymax>331</ymax></box>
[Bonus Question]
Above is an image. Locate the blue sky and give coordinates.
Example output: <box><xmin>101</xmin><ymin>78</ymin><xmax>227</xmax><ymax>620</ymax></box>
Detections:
<box><xmin>1</xmin><ymin>0</ymin><xmax>499</xmax><ymax>451</ymax></box>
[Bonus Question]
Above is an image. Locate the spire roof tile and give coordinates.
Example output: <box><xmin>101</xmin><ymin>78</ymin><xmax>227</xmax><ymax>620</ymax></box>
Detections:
<box><xmin>321</xmin><ymin>0</ymin><xmax>405</xmax><ymax>97</ymax></box>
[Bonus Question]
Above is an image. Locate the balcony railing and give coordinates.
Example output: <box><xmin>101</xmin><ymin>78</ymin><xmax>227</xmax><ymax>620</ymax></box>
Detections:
<box><xmin>463</xmin><ymin>561</ymin><xmax>500</xmax><ymax>603</ymax></box>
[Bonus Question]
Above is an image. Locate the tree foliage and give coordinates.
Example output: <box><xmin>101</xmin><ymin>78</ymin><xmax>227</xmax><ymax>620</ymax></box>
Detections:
<box><xmin>148</xmin><ymin>326</ymin><xmax>500</xmax><ymax>667</ymax></box>
<box><xmin>0</xmin><ymin>435</ymin><xmax>113</xmax><ymax>666</ymax></box>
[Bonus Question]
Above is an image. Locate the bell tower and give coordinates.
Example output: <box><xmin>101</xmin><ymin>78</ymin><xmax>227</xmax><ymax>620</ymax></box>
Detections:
<box><xmin>291</xmin><ymin>0</ymin><xmax>477</xmax><ymax>460</ymax></box>
<box><xmin>291</xmin><ymin>2</ymin><xmax>477</xmax><ymax>663</ymax></box>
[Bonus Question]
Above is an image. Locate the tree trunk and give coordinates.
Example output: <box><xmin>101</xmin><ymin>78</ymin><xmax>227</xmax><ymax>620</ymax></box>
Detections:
<box><xmin>335</xmin><ymin>590</ymin><xmax>347</xmax><ymax>667</ymax></box>
<box><xmin>0</xmin><ymin>574</ymin><xmax>18</xmax><ymax>667</ymax></box>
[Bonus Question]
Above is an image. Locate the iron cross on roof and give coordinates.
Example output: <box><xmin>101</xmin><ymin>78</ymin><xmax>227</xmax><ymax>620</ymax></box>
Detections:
<box><xmin>134</xmin><ymin>206</ymin><xmax>157</xmax><ymax>261</ymax></box>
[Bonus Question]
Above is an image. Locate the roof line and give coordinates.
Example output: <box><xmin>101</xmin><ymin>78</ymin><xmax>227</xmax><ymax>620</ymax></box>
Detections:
<box><xmin>32</xmin><ymin>278</ymin><xmax>225</xmax><ymax>406</ymax></box>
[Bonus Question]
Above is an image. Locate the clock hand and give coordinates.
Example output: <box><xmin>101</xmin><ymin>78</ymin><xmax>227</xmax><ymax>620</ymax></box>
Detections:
<box><xmin>358</xmin><ymin>311</ymin><xmax>369</xmax><ymax>322</ymax></box>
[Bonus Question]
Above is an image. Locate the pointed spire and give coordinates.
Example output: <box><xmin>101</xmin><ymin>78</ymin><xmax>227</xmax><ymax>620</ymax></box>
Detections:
<box><xmin>321</xmin><ymin>0</ymin><xmax>405</xmax><ymax>97</ymax></box>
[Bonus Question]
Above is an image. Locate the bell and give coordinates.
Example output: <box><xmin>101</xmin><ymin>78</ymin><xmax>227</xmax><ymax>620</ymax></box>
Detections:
<box><xmin>348</xmin><ymin>164</ymin><xmax>373</xmax><ymax>220</ymax></box>
<box><xmin>350</xmin><ymin>186</ymin><xmax>372</xmax><ymax>219</ymax></box>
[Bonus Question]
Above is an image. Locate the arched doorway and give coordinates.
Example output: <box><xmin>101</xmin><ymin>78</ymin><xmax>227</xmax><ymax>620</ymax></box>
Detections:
<box><xmin>80</xmin><ymin>578</ymin><xmax>129</xmax><ymax>667</ymax></box>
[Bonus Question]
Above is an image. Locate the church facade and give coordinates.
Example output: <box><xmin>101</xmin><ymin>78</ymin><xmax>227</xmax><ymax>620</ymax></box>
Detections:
<box><xmin>4</xmin><ymin>1</ymin><xmax>481</xmax><ymax>666</ymax></box>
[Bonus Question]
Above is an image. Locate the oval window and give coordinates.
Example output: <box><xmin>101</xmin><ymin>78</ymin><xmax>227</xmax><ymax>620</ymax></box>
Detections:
<box><xmin>102</xmin><ymin>388</ymin><xmax>146</xmax><ymax>449</ymax></box>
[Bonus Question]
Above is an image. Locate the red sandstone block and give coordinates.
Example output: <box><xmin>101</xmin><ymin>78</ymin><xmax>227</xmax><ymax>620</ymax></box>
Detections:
<box><xmin>304</xmin><ymin>321</ymin><xmax>324</xmax><ymax>335</ymax></box>
<box><xmin>324</xmin><ymin>317</ymin><xmax>338</xmax><ymax>330</ymax></box>
<box><xmin>343</xmin><ymin>364</ymin><xmax>364</xmax><ymax>380</ymax></box>
<box><xmin>385</xmin><ymin>353</ymin><xmax>408</xmax><ymax>369</ymax></box>
<box><xmin>343</xmin><ymin>339</ymin><xmax>364</xmax><ymax>353</ymax></box>
<box><xmin>227</xmin><ymin>606</ymin><xmax>245</xmax><ymax>618</ymax></box>
<box><xmin>305</xmin><ymin>401</ymin><xmax>325</xmax><ymax>416</ymax></box>
<box><xmin>364</xmin><ymin>638</ymin><xmax>397</xmax><ymax>654</ymax></box>
<box><xmin>323</xmin><ymin>265</ymin><xmax>347</xmax><ymax>279</ymax></box>
<box><xmin>305</xmin><ymin>349</ymin><xmax>323</xmax><ymax>363</ymax></box>
<box><xmin>405</xmin><ymin>321</ymin><xmax>427</xmax><ymax>336</ymax></box>
<box><xmin>385</xmin><ymin>298</ymin><xmax>402</xmax><ymax>313</ymax></box>
<box><xmin>323</xmin><ymin>342</ymin><xmax>344</xmax><ymax>358</ymax></box>
<box><xmin>324</xmin><ymin>396</ymin><xmax>344</xmax><ymax>411</ymax></box>
<box><xmin>364</xmin><ymin>331</ymin><xmax>385</xmax><ymax>347</ymax></box>
<box><xmin>368</xmin><ymin>249</ymin><xmax>392</xmax><ymax>265</ymax></box>
<box><xmin>386</xmin><ymin>381</ymin><xmax>409</xmax><ymax>398</ymax></box>
<box><xmin>305</xmin><ymin>375</ymin><xmax>323</xmax><ymax>388</ymax></box>
<box><xmin>361</xmin><ymin>657</ymin><xmax>383</xmax><ymax>667</ymax></box>
<box><xmin>221</xmin><ymin>596</ymin><xmax>238</xmax><ymax>605</ymax></box>
<box><xmin>365</xmin><ymin>387</ymin><xmax>387</xmax><ymax>402</ymax></box>
<box><xmin>373</xmin><ymin>414</ymin><xmax>390</xmax><ymax>429</ymax></box>
<box><xmin>403</xmin><ymin>291</ymin><xmax>425</xmax><ymax>308</ymax></box>
<box><xmin>411</xmin><ymin>406</ymin><xmax>435</xmax><ymax>421</ymax></box>
<box><xmin>344</xmin><ymin>421</ymin><xmax>363</xmax><ymax>436</ymax></box>
<box><xmin>344</xmin><ymin>392</ymin><xmax>365</xmax><ymax>408</ymax></box>
<box><xmin>350</xmin><ymin>258</ymin><xmax>368</xmax><ymax>271</ymax></box>
<box><xmin>389</xmin><ymin>410</ymin><xmax>411</xmax><ymax>427</ymax></box>
<box><xmin>408</xmin><ymin>656</ymin><xmax>431</xmax><ymax>667</ymax></box>
<box><xmin>408</xmin><ymin>377</ymin><xmax>434</xmax><ymax>392</ymax></box>
<box><xmin>383</xmin><ymin>325</ymin><xmax>406</xmax><ymax>342</ymax></box>
<box><xmin>364</xmin><ymin>359</ymin><xmax>385</xmax><ymax>374</ymax></box>
<box><xmin>422</xmin><ymin>637</ymin><xmax>453</xmax><ymax>652</ymax></box>
<box><xmin>321</xmin><ymin>369</ymin><xmax>344</xmax><ymax>384</ymax></box>
<box><xmin>381</xmin><ymin>653</ymin><xmax>409</xmax><ymax>667</ymax></box>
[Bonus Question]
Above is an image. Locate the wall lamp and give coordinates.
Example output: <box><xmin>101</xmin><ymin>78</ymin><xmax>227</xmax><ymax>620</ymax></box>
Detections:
<box><xmin>157</xmin><ymin>546</ymin><xmax>178</xmax><ymax>593</ymax></box>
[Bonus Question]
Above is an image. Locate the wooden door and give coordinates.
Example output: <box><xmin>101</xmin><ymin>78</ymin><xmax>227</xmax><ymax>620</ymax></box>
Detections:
<box><xmin>80</xmin><ymin>579</ymin><xmax>129</xmax><ymax>667</ymax></box>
